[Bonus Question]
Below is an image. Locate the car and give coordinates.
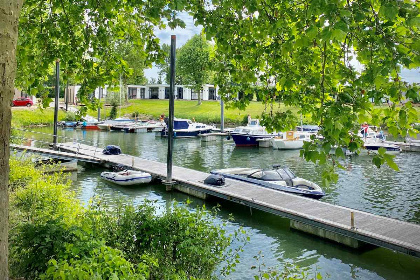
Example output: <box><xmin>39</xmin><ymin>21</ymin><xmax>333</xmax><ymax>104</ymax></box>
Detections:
<box><xmin>12</xmin><ymin>97</ymin><xmax>33</xmax><ymax>107</ymax></box>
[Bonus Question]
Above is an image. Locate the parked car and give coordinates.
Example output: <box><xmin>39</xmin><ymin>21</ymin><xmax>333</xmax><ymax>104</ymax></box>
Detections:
<box><xmin>12</xmin><ymin>97</ymin><xmax>33</xmax><ymax>107</ymax></box>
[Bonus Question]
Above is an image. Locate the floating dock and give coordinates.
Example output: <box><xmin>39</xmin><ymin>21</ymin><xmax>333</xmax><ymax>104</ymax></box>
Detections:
<box><xmin>13</xmin><ymin>143</ymin><xmax>420</xmax><ymax>258</ymax></box>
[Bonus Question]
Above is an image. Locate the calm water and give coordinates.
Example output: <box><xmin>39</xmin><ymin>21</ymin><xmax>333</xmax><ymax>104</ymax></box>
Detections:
<box><xmin>22</xmin><ymin>127</ymin><xmax>420</xmax><ymax>279</ymax></box>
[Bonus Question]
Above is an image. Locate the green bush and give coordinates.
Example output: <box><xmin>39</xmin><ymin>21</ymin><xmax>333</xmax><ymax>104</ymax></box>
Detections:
<box><xmin>63</xmin><ymin>111</ymin><xmax>77</xmax><ymax>121</ymax></box>
<box><xmin>9</xmin><ymin>155</ymin><xmax>244</xmax><ymax>279</ymax></box>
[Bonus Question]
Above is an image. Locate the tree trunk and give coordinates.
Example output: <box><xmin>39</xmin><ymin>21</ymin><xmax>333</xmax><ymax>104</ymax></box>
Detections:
<box><xmin>197</xmin><ymin>88</ymin><xmax>202</xmax><ymax>105</ymax></box>
<box><xmin>0</xmin><ymin>0</ymin><xmax>23</xmax><ymax>278</ymax></box>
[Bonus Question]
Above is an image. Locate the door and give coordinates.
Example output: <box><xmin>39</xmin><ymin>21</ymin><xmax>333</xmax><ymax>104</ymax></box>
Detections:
<box><xmin>177</xmin><ymin>87</ymin><xmax>183</xmax><ymax>99</ymax></box>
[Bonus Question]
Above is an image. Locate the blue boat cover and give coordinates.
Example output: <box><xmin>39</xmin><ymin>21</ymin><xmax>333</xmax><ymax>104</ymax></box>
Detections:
<box><xmin>174</xmin><ymin>120</ymin><xmax>189</xmax><ymax>130</ymax></box>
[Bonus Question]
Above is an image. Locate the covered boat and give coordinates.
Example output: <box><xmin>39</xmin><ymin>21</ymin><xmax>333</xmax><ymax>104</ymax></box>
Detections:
<box><xmin>211</xmin><ymin>166</ymin><xmax>325</xmax><ymax>199</ymax></box>
<box><xmin>161</xmin><ymin>118</ymin><xmax>214</xmax><ymax>137</ymax></box>
<box><xmin>100</xmin><ymin>170</ymin><xmax>152</xmax><ymax>186</ymax></box>
<box><xmin>230</xmin><ymin>119</ymin><xmax>276</xmax><ymax>147</ymax></box>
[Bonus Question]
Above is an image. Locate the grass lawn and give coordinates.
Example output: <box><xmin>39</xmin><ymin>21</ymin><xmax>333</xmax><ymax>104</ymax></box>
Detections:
<box><xmin>115</xmin><ymin>99</ymin><xmax>302</xmax><ymax>126</ymax></box>
<box><xmin>11</xmin><ymin>107</ymin><xmax>66</xmax><ymax>127</ymax></box>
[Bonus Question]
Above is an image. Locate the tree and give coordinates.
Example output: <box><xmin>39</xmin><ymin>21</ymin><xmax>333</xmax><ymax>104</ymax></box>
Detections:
<box><xmin>0</xmin><ymin>1</ymin><xmax>23</xmax><ymax>277</ymax></box>
<box><xmin>177</xmin><ymin>34</ymin><xmax>213</xmax><ymax>105</ymax></box>
<box><xmin>156</xmin><ymin>43</ymin><xmax>171</xmax><ymax>84</ymax></box>
<box><xmin>189</xmin><ymin>0</ymin><xmax>420</xmax><ymax>181</ymax></box>
<box><xmin>1</xmin><ymin>0</ymin><xmax>186</xmax><ymax>277</ymax></box>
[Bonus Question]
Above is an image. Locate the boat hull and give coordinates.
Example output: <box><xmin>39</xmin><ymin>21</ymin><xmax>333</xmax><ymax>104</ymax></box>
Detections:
<box><xmin>161</xmin><ymin>129</ymin><xmax>212</xmax><ymax>138</ymax></box>
<box><xmin>100</xmin><ymin>171</ymin><xmax>152</xmax><ymax>186</ymax></box>
<box><xmin>231</xmin><ymin>134</ymin><xmax>272</xmax><ymax>147</ymax></box>
<box><xmin>272</xmin><ymin>139</ymin><xmax>304</xmax><ymax>150</ymax></box>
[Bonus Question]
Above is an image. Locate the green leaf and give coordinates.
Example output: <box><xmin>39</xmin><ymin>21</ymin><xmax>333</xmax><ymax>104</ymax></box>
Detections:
<box><xmin>378</xmin><ymin>147</ymin><xmax>386</xmax><ymax>156</ymax></box>
<box><xmin>384</xmin><ymin>154</ymin><xmax>400</xmax><ymax>171</ymax></box>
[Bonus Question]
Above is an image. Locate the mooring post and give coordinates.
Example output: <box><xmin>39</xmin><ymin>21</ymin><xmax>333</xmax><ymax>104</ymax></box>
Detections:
<box><xmin>53</xmin><ymin>59</ymin><xmax>60</xmax><ymax>149</ymax></box>
<box><xmin>220</xmin><ymin>98</ymin><xmax>224</xmax><ymax>133</ymax></box>
<box><xmin>98</xmin><ymin>87</ymin><xmax>102</xmax><ymax>121</ymax></box>
<box><xmin>132</xmin><ymin>156</ymin><xmax>134</xmax><ymax>168</ymax></box>
<box><xmin>351</xmin><ymin>211</ymin><xmax>355</xmax><ymax>229</ymax></box>
<box><xmin>165</xmin><ymin>35</ymin><xmax>176</xmax><ymax>191</ymax></box>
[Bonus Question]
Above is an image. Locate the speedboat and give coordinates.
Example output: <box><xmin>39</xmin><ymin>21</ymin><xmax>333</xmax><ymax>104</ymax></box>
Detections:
<box><xmin>100</xmin><ymin>170</ymin><xmax>152</xmax><ymax>186</ymax></box>
<box><xmin>161</xmin><ymin>118</ymin><xmax>214</xmax><ymax>137</ymax></box>
<box><xmin>230</xmin><ymin>119</ymin><xmax>276</xmax><ymax>147</ymax></box>
<box><xmin>362</xmin><ymin>138</ymin><xmax>401</xmax><ymax>155</ymax></box>
<box><xmin>97</xmin><ymin>118</ymin><xmax>135</xmax><ymax>131</ymax></box>
<box><xmin>211</xmin><ymin>166</ymin><xmax>325</xmax><ymax>199</ymax></box>
<box><xmin>271</xmin><ymin>131</ymin><xmax>315</xmax><ymax>150</ymax></box>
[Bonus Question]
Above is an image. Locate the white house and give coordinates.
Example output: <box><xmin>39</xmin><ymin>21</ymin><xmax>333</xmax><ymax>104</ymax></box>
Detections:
<box><xmin>67</xmin><ymin>84</ymin><xmax>218</xmax><ymax>104</ymax></box>
<box><xmin>127</xmin><ymin>84</ymin><xmax>218</xmax><ymax>101</ymax></box>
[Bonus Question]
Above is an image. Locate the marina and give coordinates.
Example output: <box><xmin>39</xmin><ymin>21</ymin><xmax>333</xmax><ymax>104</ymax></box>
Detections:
<box><xmin>11</xmin><ymin>127</ymin><xmax>420</xmax><ymax>279</ymax></box>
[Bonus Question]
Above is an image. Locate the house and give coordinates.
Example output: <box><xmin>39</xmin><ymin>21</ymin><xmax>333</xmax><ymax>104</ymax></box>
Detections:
<box><xmin>127</xmin><ymin>84</ymin><xmax>218</xmax><ymax>100</ymax></box>
<box><xmin>66</xmin><ymin>84</ymin><xmax>218</xmax><ymax>103</ymax></box>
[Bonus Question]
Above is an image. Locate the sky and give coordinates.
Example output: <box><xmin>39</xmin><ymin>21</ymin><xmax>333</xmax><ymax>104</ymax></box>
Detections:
<box><xmin>143</xmin><ymin>12</ymin><xmax>202</xmax><ymax>80</ymax></box>
<box><xmin>144</xmin><ymin>13</ymin><xmax>419</xmax><ymax>84</ymax></box>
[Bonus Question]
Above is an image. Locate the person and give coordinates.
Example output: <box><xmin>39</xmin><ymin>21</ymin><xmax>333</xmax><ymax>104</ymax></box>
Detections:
<box><xmin>159</xmin><ymin>114</ymin><xmax>165</xmax><ymax>122</ymax></box>
<box><xmin>192</xmin><ymin>117</ymin><xmax>196</xmax><ymax>122</ymax></box>
<box><xmin>361</xmin><ymin>122</ymin><xmax>369</xmax><ymax>138</ymax></box>
<box><xmin>247</xmin><ymin>114</ymin><xmax>251</xmax><ymax>124</ymax></box>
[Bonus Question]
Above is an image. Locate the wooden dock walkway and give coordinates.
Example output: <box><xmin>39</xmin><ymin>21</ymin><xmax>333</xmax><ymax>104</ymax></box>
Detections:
<box><xmin>11</xmin><ymin>144</ymin><xmax>102</xmax><ymax>164</ymax></box>
<box><xmin>27</xmin><ymin>142</ymin><xmax>420</xmax><ymax>258</ymax></box>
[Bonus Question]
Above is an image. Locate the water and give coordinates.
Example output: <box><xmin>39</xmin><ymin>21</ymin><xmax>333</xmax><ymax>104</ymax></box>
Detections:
<box><xmin>20</xmin><ymin>127</ymin><xmax>420</xmax><ymax>279</ymax></box>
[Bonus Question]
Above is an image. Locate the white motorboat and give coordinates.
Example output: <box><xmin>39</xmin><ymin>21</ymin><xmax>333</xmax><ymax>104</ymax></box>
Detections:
<box><xmin>271</xmin><ymin>131</ymin><xmax>315</xmax><ymax>150</ymax></box>
<box><xmin>161</xmin><ymin>118</ymin><xmax>215</xmax><ymax>137</ymax></box>
<box><xmin>211</xmin><ymin>166</ymin><xmax>325</xmax><ymax>199</ymax></box>
<box><xmin>100</xmin><ymin>170</ymin><xmax>152</xmax><ymax>186</ymax></box>
<box><xmin>230</xmin><ymin>119</ymin><xmax>276</xmax><ymax>146</ymax></box>
<box><xmin>362</xmin><ymin>138</ymin><xmax>401</xmax><ymax>155</ymax></box>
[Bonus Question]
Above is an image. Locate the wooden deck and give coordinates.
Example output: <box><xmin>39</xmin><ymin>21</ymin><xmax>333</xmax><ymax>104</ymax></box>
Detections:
<box><xmin>22</xmin><ymin>142</ymin><xmax>420</xmax><ymax>258</ymax></box>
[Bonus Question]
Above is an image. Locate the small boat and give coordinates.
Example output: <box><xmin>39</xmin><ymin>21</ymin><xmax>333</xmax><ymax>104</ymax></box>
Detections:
<box><xmin>81</xmin><ymin>122</ymin><xmax>101</xmax><ymax>130</ymax></box>
<box><xmin>100</xmin><ymin>170</ymin><xmax>152</xmax><ymax>186</ymax></box>
<box><xmin>123</xmin><ymin>120</ymin><xmax>166</xmax><ymax>133</ymax></box>
<box><xmin>211</xmin><ymin>166</ymin><xmax>325</xmax><ymax>199</ymax></box>
<box><xmin>97</xmin><ymin>118</ymin><xmax>135</xmax><ymax>131</ymax></box>
<box><xmin>296</xmin><ymin>125</ymin><xmax>320</xmax><ymax>132</ymax></box>
<box><xmin>161</xmin><ymin>118</ymin><xmax>214</xmax><ymax>137</ymax></box>
<box><xmin>271</xmin><ymin>131</ymin><xmax>315</xmax><ymax>150</ymax></box>
<box><xmin>362</xmin><ymin>138</ymin><xmax>401</xmax><ymax>155</ymax></box>
<box><xmin>230</xmin><ymin>119</ymin><xmax>276</xmax><ymax>147</ymax></box>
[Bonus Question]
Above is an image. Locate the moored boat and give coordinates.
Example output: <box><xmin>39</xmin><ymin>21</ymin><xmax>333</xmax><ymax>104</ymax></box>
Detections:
<box><xmin>211</xmin><ymin>166</ymin><xmax>325</xmax><ymax>199</ymax></box>
<box><xmin>100</xmin><ymin>170</ymin><xmax>152</xmax><ymax>186</ymax></box>
<box><xmin>230</xmin><ymin>119</ymin><xmax>276</xmax><ymax>147</ymax></box>
<box><xmin>271</xmin><ymin>131</ymin><xmax>315</xmax><ymax>150</ymax></box>
<box><xmin>161</xmin><ymin>118</ymin><xmax>214</xmax><ymax>137</ymax></box>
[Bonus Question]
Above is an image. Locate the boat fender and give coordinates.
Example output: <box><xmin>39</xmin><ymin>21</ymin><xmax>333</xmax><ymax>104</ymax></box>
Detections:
<box><xmin>204</xmin><ymin>174</ymin><xmax>225</xmax><ymax>186</ymax></box>
<box><xmin>226</xmin><ymin>135</ymin><xmax>231</xmax><ymax>140</ymax></box>
<box><xmin>174</xmin><ymin>131</ymin><xmax>177</xmax><ymax>138</ymax></box>
<box><xmin>246</xmin><ymin>136</ymin><xmax>250</xmax><ymax>141</ymax></box>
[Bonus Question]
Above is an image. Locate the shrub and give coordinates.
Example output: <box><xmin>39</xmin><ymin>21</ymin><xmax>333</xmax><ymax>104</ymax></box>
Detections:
<box><xmin>9</xmin><ymin>155</ymin><xmax>245</xmax><ymax>279</ymax></box>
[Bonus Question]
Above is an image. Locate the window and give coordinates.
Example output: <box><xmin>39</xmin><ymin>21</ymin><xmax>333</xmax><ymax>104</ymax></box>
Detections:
<box><xmin>165</xmin><ymin>87</ymin><xmax>170</xmax><ymax>99</ymax></box>
<box><xmin>140</xmin><ymin>88</ymin><xmax>145</xmax><ymax>99</ymax></box>
<box><xmin>149</xmin><ymin>87</ymin><xmax>159</xmax><ymax>99</ymax></box>
<box><xmin>209</xmin><ymin>87</ymin><xmax>216</xmax><ymax>100</ymax></box>
<box><xmin>177</xmin><ymin>87</ymin><xmax>183</xmax><ymax>99</ymax></box>
<box><xmin>191</xmin><ymin>89</ymin><xmax>198</xmax><ymax>100</ymax></box>
<box><xmin>128</xmin><ymin>87</ymin><xmax>137</xmax><ymax>99</ymax></box>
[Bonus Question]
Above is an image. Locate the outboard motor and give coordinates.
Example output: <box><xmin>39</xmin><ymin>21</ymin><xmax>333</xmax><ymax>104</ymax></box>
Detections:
<box><xmin>204</xmin><ymin>174</ymin><xmax>225</xmax><ymax>186</ymax></box>
<box><xmin>103</xmin><ymin>145</ymin><xmax>122</xmax><ymax>155</ymax></box>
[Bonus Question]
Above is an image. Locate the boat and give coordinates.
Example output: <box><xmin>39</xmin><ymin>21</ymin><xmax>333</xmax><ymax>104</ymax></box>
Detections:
<box><xmin>230</xmin><ymin>119</ymin><xmax>276</xmax><ymax>147</ymax></box>
<box><xmin>296</xmin><ymin>125</ymin><xmax>320</xmax><ymax>132</ymax></box>
<box><xmin>362</xmin><ymin>138</ymin><xmax>401</xmax><ymax>155</ymax></box>
<box><xmin>97</xmin><ymin>118</ymin><xmax>135</xmax><ymax>131</ymax></box>
<box><xmin>123</xmin><ymin>120</ymin><xmax>166</xmax><ymax>133</ymax></box>
<box><xmin>81</xmin><ymin>122</ymin><xmax>101</xmax><ymax>130</ymax></box>
<box><xmin>271</xmin><ymin>131</ymin><xmax>315</xmax><ymax>150</ymax></box>
<box><xmin>211</xmin><ymin>166</ymin><xmax>325</xmax><ymax>199</ymax></box>
<box><xmin>160</xmin><ymin>118</ymin><xmax>214</xmax><ymax>137</ymax></box>
<box><xmin>100</xmin><ymin>170</ymin><xmax>152</xmax><ymax>186</ymax></box>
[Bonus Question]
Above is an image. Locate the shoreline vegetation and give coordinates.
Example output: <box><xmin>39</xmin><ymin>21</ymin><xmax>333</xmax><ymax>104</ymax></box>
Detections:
<box><xmin>11</xmin><ymin>100</ymin><xmax>420</xmax><ymax>132</ymax></box>
<box><xmin>8</xmin><ymin>155</ymin><xmax>321</xmax><ymax>279</ymax></box>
